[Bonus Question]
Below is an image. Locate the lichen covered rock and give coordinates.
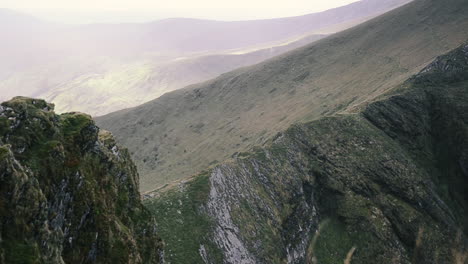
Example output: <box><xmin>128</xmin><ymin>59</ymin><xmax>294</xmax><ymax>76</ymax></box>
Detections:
<box><xmin>0</xmin><ymin>97</ymin><xmax>162</xmax><ymax>263</ymax></box>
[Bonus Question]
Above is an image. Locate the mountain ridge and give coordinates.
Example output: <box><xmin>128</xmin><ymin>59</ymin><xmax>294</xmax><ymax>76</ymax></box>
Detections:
<box><xmin>97</xmin><ymin>0</ymin><xmax>468</xmax><ymax>192</ymax></box>
<box><xmin>144</xmin><ymin>40</ymin><xmax>468</xmax><ymax>264</ymax></box>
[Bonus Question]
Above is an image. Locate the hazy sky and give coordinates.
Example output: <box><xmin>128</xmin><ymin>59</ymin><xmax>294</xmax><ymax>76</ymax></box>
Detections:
<box><xmin>2</xmin><ymin>0</ymin><xmax>360</xmax><ymax>23</ymax></box>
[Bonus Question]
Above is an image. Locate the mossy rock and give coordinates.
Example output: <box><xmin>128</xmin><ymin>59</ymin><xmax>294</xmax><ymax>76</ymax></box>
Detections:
<box><xmin>0</xmin><ymin>97</ymin><xmax>162</xmax><ymax>264</ymax></box>
<box><xmin>0</xmin><ymin>145</ymin><xmax>9</xmax><ymax>160</ymax></box>
<box><xmin>3</xmin><ymin>240</ymin><xmax>41</xmax><ymax>264</ymax></box>
<box><xmin>60</xmin><ymin>112</ymin><xmax>94</xmax><ymax>138</ymax></box>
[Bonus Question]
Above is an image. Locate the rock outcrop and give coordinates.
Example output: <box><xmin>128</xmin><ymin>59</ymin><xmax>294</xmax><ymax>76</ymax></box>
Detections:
<box><xmin>0</xmin><ymin>97</ymin><xmax>162</xmax><ymax>263</ymax></box>
<box><xmin>145</xmin><ymin>44</ymin><xmax>468</xmax><ymax>263</ymax></box>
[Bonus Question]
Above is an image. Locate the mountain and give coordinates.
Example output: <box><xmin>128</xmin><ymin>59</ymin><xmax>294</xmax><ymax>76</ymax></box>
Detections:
<box><xmin>0</xmin><ymin>0</ymin><xmax>411</xmax><ymax>56</ymax></box>
<box><xmin>132</xmin><ymin>0</ymin><xmax>411</xmax><ymax>54</ymax></box>
<box><xmin>0</xmin><ymin>0</ymin><xmax>411</xmax><ymax>116</ymax></box>
<box><xmin>0</xmin><ymin>97</ymin><xmax>162</xmax><ymax>263</ymax></box>
<box><xmin>2</xmin><ymin>0</ymin><xmax>467</xmax><ymax>263</ymax></box>
<box><xmin>0</xmin><ymin>8</ymin><xmax>44</xmax><ymax>25</ymax></box>
<box><xmin>97</xmin><ymin>0</ymin><xmax>468</xmax><ymax>192</ymax></box>
<box><xmin>144</xmin><ymin>36</ymin><xmax>468</xmax><ymax>264</ymax></box>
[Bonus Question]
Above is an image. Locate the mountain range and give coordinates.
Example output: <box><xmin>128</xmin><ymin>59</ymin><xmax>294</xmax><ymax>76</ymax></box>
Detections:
<box><xmin>1</xmin><ymin>0</ymin><xmax>467</xmax><ymax>263</ymax></box>
<box><xmin>0</xmin><ymin>0</ymin><xmax>410</xmax><ymax>115</ymax></box>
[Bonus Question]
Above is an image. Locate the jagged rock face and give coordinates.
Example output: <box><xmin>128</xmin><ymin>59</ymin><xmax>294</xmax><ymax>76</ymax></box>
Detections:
<box><xmin>145</xmin><ymin>44</ymin><xmax>468</xmax><ymax>263</ymax></box>
<box><xmin>0</xmin><ymin>97</ymin><xmax>162</xmax><ymax>264</ymax></box>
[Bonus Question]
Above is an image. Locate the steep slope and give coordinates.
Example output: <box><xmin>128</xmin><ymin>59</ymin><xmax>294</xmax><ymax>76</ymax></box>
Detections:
<box><xmin>0</xmin><ymin>0</ymin><xmax>410</xmax><ymax>116</ymax></box>
<box><xmin>144</xmin><ymin>42</ymin><xmax>468</xmax><ymax>264</ymax></box>
<box><xmin>97</xmin><ymin>0</ymin><xmax>468</xmax><ymax>192</ymax></box>
<box><xmin>0</xmin><ymin>98</ymin><xmax>162</xmax><ymax>263</ymax></box>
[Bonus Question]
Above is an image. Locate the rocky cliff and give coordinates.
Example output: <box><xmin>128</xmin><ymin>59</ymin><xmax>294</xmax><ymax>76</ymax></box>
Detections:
<box><xmin>144</xmin><ymin>44</ymin><xmax>468</xmax><ymax>263</ymax></box>
<box><xmin>0</xmin><ymin>97</ymin><xmax>162</xmax><ymax>263</ymax></box>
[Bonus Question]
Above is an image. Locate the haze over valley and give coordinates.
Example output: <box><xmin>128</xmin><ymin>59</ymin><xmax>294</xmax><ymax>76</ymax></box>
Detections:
<box><xmin>1</xmin><ymin>0</ymin><xmax>410</xmax><ymax>115</ymax></box>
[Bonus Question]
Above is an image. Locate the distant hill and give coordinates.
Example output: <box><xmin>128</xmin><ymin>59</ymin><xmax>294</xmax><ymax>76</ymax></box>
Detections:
<box><xmin>97</xmin><ymin>0</ymin><xmax>468</xmax><ymax>192</ymax></box>
<box><xmin>0</xmin><ymin>8</ymin><xmax>44</xmax><ymax>25</ymax></box>
<box><xmin>0</xmin><ymin>0</ymin><xmax>411</xmax><ymax>115</ymax></box>
<box><xmin>0</xmin><ymin>0</ymin><xmax>412</xmax><ymax>56</ymax></box>
<box><xmin>135</xmin><ymin>0</ymin><xmax>412</xmax><ymax>53</ymax></box>
<box><xmin>40</xmin><ymin>34</ymin><xmax>326</xmax><ymax>115</ymax></box>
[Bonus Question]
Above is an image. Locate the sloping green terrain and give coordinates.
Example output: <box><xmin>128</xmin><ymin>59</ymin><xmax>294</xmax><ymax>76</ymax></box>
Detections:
<box><xmin>0</xmin><ymin>98</ymin><xmax>162</xmax><ymax>263</ymax></box>
<box><xmin>144</xmin><ymin>43</ymin><xmax>468</xmax><ymax>264</ymax></box>
<box><xmin>97</xmin><ymin>0</ymin><xmax>468</xmax><ymax>192</ymax></box>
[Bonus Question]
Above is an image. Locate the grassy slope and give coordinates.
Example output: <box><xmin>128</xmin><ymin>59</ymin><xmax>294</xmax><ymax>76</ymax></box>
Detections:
<box><xmin>98</xmin><ymin>0</ymin><xmax>468</xmax><ymax>192</ymax></box>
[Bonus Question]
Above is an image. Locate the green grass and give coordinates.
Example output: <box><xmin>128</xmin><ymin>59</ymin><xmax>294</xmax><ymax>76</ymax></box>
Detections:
<box><xmin>0</xmin><ymin>116</ymin><xmax>10</xmax><ymax>136</ymax></box>
<box><xmin>313</xmin><ymin>218</ymin><xmax>355</xmax><ymax>264</ymax></box>
<box><xmin>0</xmin><ymin>145</ymin><xmax>9</xmax><ymax>160</ymax></box>
<box><xmin>60</xmin><ymin>113</ymin><xmax>93</xmax><ymax>138</ymax></box>
<box><xmin>144</xmin><ymin>171</ymin><xmax>223</xmax><ymax>263</ymax></box>
<box><xmin>3</xmin><ymin>240</ymin><xmax>41</xmax><ymax>264</ymax></box>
